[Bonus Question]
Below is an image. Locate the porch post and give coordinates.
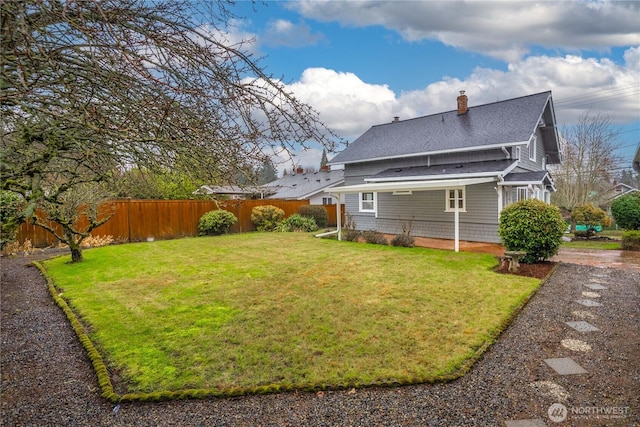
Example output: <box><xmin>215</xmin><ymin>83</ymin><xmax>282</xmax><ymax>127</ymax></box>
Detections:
<box><xmin>454</xmin><ymin>190</ymin><xmax>460</xmax><ymax>252</ymax></box>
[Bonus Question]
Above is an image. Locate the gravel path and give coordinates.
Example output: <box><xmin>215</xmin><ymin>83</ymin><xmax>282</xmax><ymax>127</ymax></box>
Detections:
<box><xmin>1</xmin><ymin>252</ymin><xmax>639</xmax><ymax>426</ymax></box>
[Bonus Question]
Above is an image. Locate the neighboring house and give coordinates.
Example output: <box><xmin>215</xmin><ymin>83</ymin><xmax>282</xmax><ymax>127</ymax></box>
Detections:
<box><xmin>193</xmin><ymin>185</ymin><xmax>273</xmax><ymax>200</ymax></box>
<box><xmin>327</xmin><ymin>91</ymin><xmax>562</xmax><ymax>249</ymax></box>
<box><xmin>600</xmin><ymin>181</ymin><xmax>639</xmax><ymax>213</ymax></box>
<box><xmin>263</xmin><ymin>167</ymin><xmax>344</xmax><ymax>205</ymax></box>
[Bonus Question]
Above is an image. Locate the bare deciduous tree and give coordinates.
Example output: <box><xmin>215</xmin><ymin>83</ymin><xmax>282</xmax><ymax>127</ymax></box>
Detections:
<box><xmin>34</xmin><ymin>182</ymin><xmax>114</xmax><ymax>263</ymax></box>
<box><xmin>550</xmin><ymin>113</ymin><xmax>621</xmax><ymax>218</ymax></box>
<box><xmin>1</xmin><ymin>0</ymin><xmax>339</xmax><ymax>260</ymax></box>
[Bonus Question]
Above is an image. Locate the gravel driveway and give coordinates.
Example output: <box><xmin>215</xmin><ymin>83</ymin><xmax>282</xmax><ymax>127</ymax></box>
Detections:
<box><xmin>1</xmin><ymin>252</ymin><xmax>638</xmax><ymax>426</ymax></box>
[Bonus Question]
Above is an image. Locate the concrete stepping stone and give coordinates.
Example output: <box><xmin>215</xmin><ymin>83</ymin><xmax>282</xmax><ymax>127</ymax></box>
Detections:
<box><xmin>581</xmin><ymin>291</ymin><xmax>601</xmax><ymax>298</ymax></box>
<box><xmin>571</xmin><ymin>310</ymin><xmax>596</xmax><ymax>320</ymax></box>
<box><xmin>565</xmin><ymin>320</ymin><xmax>600</xmax><ymax>332</ymax></box>
<box><xmin>505</xmin><ymin>420</ymin><xmax>546</xmax><ymax>427</ymax></box>
<box><xmin>544</xmin><ymin>357</ymin><xmax>588</xmax><ymax>375</ymax></box>
<box><xmin>584</xmin><ymin>283</ymin><xmax>608</xmax><ymax>290</ymax></box>
<box><xmin>574</xmin><ymin>299</ymin><xmax>602</xmax><ymax>307</ymax></box>
<box><xmin>561</xmin><ymin>338</ymin><xmax>592</xmax><ymax>352</ymax></box>
<box><xmin>529</xmin><ymin>380</ymin><xmax>570</xmax><ymax>401</ymax></box>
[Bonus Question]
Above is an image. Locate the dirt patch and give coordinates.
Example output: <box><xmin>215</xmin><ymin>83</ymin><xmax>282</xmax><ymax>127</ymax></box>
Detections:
<box><xmin>494</xmin><ymin>259</ymin><xmax>556</xmax><ymax>279</ymax></box>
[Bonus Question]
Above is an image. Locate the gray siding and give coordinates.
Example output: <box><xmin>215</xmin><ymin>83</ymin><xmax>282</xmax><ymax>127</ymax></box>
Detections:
<box><xmin>347</xmin><ymin>182</ymin><xmax>501</xmax><ymax>243</ymax></box>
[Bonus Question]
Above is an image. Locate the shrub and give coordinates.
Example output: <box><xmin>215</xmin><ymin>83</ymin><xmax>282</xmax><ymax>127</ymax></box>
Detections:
<box><xmin>621</xmin><ymin>230</ymin><xmax>640</xmax><ymax>251</ymax></box>
<box><xmin>0</xmin><ymin>191</ymin><xmax>25</xmax><ymax>249</ymax></box>
<box><xmin>362</xmin><ymin>230</ymin><xmax>388</xmax><ymax>245</ymax></box>
<box><xmin>297</xmin><ymin>205</ymin><xmax>328</xmax><ymax>228</ymax></box>
<box><xmin>611</xmin><ymin>193</ymin><xmax>640</xmax><ymax>230</ymax></box>
<box><xmin>341</xmin><ymin>213</ymin><xmax>360</xmax><ymax>242</ymax></box>
<box><xmin>498</xmin><ymin>199</ymin><xmax>566</xmax><ymax>263</ymax></box>
<box><xmin>277</xmin><ymin>214</ymin><xmax>318</xmax><ymax>232</ymax></box>
<box><xmin>391</xmin><ymin>234</ymin><xmax>415</xmax><ymax>247</ymax></box>
<box><xmin>571</xmin><ymin>204</ymin><xmax>610</xmax><ymax>237</ymax></box>
<box><xmin>250</xmin><ymin>205</ymin><xmax>285</xmax><ymax>232</ymax></box>
<box><xmin>342</xmin><ymin>230</ymin><xmax>360</xmax><ymax>242</ymax></box>
<box><xmin>198</xmin><ymin>210</ymin><xmax>237</xmax><ymax>236</ymax></box>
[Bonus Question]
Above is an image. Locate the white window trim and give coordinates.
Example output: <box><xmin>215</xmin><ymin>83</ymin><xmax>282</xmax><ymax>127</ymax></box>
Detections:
<box><xmin>529</xmin><ymin>135</ymin><xmax>537</xmax><ymax>161</ymax></box>
<box><xmin>359</xmin><ymin>192</ymin><xmax>376</xmax><ymax>213</ymax></box>
<box><xmin>445</xmin><ymin>187</ymin><xmax>466</xmax><ymax>212</ymax></box>
<box><xmin>516</xmin><ymin>186</ymin><xmax>529</xmax><ymax>202</ymax></box>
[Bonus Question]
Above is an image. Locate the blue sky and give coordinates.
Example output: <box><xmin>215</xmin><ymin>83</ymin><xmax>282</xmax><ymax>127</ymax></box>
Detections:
<box><xmin>224</xmin><ymin>1</ymin><xmax>639</xmax><ymax>175</ymax></box>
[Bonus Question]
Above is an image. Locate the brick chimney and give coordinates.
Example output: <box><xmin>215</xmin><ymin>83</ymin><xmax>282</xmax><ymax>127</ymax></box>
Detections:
<box><xmin>295</xmin><ymin>166</ymin><xmax>304</xmax><ymax>174</ymax></box>
<box><xmin>457</xmin><ymin>90</ymin><xmax>468</xmax><ymax>115</ymax></box>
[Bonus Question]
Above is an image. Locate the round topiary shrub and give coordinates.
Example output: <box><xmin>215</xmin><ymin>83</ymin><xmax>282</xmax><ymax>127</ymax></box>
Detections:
<box><xmin>611</xmin><ymin>193</ymin><xmax>640</xmax><ymax>230</ymax></box>
<box><xmin>277</xmin><ymin>214</ymin><xmax>318</xmax><ymax>232</ymax></box>
<box><xmin>297</xmin><ymin>205</ymin><xmax>328</xmax><ymax>228</ymax></box>
<box><xmin>498</xmin><ymin>199</ymin><xmax>566</xmax><ymax>263</ymax></box>
<box><xmin>250</xmin><ymin>205</ymin><xmax>285</xmax><ymax>232</ymax></box>
<box><xmin>198</xmin><ymin>210</ymin><xmax>237</xmax><ymax>236</ymax></box>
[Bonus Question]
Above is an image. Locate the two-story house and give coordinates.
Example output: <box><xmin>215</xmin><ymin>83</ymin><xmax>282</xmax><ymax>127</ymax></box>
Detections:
<box><xmin>327</xmin><ymin>91</ymin><xmax>562</xmax><ymax>250</ymax></box>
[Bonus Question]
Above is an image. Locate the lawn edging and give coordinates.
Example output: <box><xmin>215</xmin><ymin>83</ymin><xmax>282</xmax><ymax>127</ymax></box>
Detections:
<box><xmin>35</xmin><ymin>261</ymin><xmax>120</xmax><ymax>403</ymax></box>
<box><xmin>36</xmin><ymin>258</ymin><xmax>557</xmax><ymax>403</ymax></box>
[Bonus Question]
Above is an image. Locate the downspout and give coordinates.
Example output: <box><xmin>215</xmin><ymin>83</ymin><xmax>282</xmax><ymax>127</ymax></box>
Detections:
<box><xmin>314</xmin><ymin>192</ymin><xmax>342</xmax><ymax>240</ymax></box>
<box><xmin>501</xmin><ymin>146</ymin><xmax>511</xmax><ymax>159</ymax></box>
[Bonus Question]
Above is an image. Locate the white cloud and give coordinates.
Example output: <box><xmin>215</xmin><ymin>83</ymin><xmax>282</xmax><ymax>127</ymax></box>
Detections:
<box><xmin>279</xmin><ymin>47</ymin><xmax>640</xmax><ymax>145</ymax></box>
<box><xmin>287</xmin><ymin>0</ymin><xmax>640</xmax><ymax>62</ymax></box>
<box><xmin>262</xmin><ymin>19</ymin><xmax>325</xmax><ymax>48</ymax></box>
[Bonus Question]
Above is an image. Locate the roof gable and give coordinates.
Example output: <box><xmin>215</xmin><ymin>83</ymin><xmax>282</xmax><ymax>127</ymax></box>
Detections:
<box><xmin>330</xmin><ymin>91</ymin><xmax>559</xmax><ymax>165</ymax></box>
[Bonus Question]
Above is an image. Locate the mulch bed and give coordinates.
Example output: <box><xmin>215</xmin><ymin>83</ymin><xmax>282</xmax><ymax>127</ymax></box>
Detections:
<box><xmin>494</xmin><ymin>260</ymin><xmax>557</xmax><ymax>279</ymax></box>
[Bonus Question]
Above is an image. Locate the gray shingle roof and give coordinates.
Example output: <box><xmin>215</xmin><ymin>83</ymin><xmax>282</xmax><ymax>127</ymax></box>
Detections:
<box><xmin>330</xmin><ymin>91</ymin><xmax>554</xmax><ymax>165</ymax></box>
<box><xmin>370</xmin><ymin>159</ymin><xmax>516</xmax><ymax>180</ymax></box>
<box><xmin>262</xmin><ymin>169</ymin><xmax>344</xmax><ymax>200</ymax></box>
<box><xmin>503</xmin><ymin>171</ymin><xmax>550</xmax><ymax>183</ymax></box>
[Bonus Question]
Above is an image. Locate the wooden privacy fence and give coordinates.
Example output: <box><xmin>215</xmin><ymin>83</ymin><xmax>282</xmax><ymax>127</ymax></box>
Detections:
<box><xmin>16</xmin><ymin>199</ymin><xmax>345</xmax><ymax>248</ymax></box>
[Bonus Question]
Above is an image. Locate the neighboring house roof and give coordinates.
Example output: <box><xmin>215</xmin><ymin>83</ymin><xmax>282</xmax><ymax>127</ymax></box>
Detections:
<box><xmin>601</xmin><ymin>183</ymin><xmax>639</xmax><ymax>204</ymax></box>
<box><xmin>262</xmin><ymin>169</ymin><xmax>344</xmax><ymax>200</ymax></box>
<box><xmin>329</xmin><ymin>91</ymin><xmax>560</xmax><ymax>166</ymax></box>
<box><xmin>193</xmin><ymin>185</ymin><xmax>273</xmax><ymax>198</ymax></box>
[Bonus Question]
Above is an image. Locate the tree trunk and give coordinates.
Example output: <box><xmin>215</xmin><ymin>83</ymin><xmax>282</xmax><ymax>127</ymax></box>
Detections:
<box><xmin>69</xmin><ymin>245</ymin><xmax>84</xmax><ymax>263</ymax></box>
<box><xmin>65</xmin><ymin>230</ymin><xmax>84</xmax><ymax>263</ymax></box>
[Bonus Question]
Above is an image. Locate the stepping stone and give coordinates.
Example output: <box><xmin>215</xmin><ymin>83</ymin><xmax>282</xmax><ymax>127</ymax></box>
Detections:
<box><xmin>544</xmin><ymin>357</ymin><xmax>588</xmax><ymax>375</ymax></box>
<box><xmin>581</xmin><ymin>291</ymin><xmax>601</xmax><ymax>298</ymax></box>
<box><xmin>529</xmin><ymin>380</ymin><xmax>570</xmax><ymax>401</ymax></box>
<box><xmin>572</xmin><ymin>310</ymin><xmax>596</xmax><ymax>320</ymax></box>
<box><xmin>561</xmin><ymin>338</ymin><xmax>592</xmax><ymax>352</ymax></box>
<box><xmin>565</xmin><ymin>320</ymin><xmax>600</xmax><ymax>332</ymax></box>
<box><xmin>575</xmin><ymin>299</ymin><xmax>602</xmax><ymax>307</ymax></box>
<box><xmin>584</xmin><ymin>283</ymin><xmax>608</xmax><ymax>290</ymax></box>
<box><xmin>505</xmin><ymin>420</ymin><xmax>547</xmax><ymax>427</ymax></box>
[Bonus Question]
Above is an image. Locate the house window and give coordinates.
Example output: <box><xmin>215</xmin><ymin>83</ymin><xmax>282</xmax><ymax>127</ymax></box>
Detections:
<box><xmin>516</xmin><ymin>186</ymin><xmax>528</xmax><ymax>202</ymax></box>
<box><xmin>322</xmin><ymin>197</ymin><xmax>334</xmax><ymax>205</ymax></box>
<box><xmin>529</xmin><ymin>135</ymin><xmax>537</xmax><ymax>161</ymax></box>
<box><xmin>359</xmin><ymin>192</ymin><xmax>376</xmax><ymax>212</ymax></box>
<box><xmin>445</xmin><ymin>187</ymin><xmax>466</xmax><ymax>212</ymax></box>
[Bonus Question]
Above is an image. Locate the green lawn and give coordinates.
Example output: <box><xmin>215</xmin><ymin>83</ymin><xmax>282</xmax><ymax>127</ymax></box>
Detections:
<box><xmin>561</xmin><ymin>239</ymin><xmax>622</xmax><ymax>250</ymax></box>
<box><xmin>43</xmin><ymin>233</ymin><xmax>542</xmax><ymax>399</ymax></box>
